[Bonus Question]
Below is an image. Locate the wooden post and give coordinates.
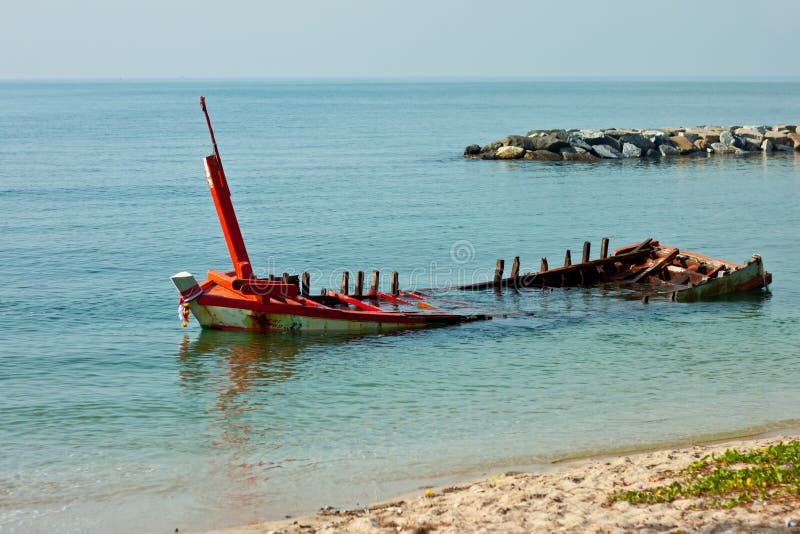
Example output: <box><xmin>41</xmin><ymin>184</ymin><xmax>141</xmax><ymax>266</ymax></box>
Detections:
<box><xmin>510</xmin><ymin>256</ymin><xmax>520</xmax><ymax>285</ymax></box>
<box><xmin>370</xmin><ymin>270</ymin><xmax>380</xmax><ymax>294</ymax></box>
<box><xmin>600</xmin><ymin>237</ymin><xmax>610</xmax><ymax>260</ymax></box>
<box><xmin>540</xmin><ymin>257</ymin><xmax>549</xmax><ymax>272</ymax></box>
<box><xmin>582</xmin><ymin>241</ymin><xmax>591</xmax><ymax>263</ymax></box>
<box><xmin>390</xmin><ymin>271</ymin><xmax>399</xmax><ymax>295</ymax></box>
<box><xmin>564</xmin><ymin>249</ymin><xmax>571</xmax><ymax>267</ymax></box>
<box><xmin>301</xmin><ymin>272</ymin><xmax>310</xmax><ymax>296</ymax></box>
<box><xmin>269</xmin><ymin>274</ymin><xmax>276</xmax><ymax>281</ymax></box>
<box><xmin>493</xmin><ymin>259</ymin><xmax>504</xmax><ymax>288</ymax></box>
<box><xmin>340</xmin><ymin>271</ymin><xmax>350</xmax><ymax>295</ymax></box>
<box><xmin>281</xmin><ymin>272</ymin><xmax>289</xmax><ymax>284</ymax></box>
<box><xmin>354</xmin><ymin>271</ymin><xmax>364</xmax><ymax>297</ymax></box>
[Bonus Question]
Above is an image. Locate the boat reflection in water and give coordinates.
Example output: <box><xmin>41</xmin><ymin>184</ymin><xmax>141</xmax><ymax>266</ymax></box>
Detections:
<box><xmin>177</xmin><ymin>329</ymin><xmax>377</xmax><ymax>418</ymax></box>
<box><xmin>179</xmin><ymin>330</ymin><xmax>307</xmax><ymax>397</ymax></box>
<box><xmin>176</xmin><ymin>329</ymin><xmax>385</xmax><ymax>522</ymax></box>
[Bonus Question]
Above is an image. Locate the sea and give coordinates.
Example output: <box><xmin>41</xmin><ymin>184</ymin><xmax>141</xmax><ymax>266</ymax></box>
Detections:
<box><xmin>1</xmin><ymin>80</ymin><xmax>799</xmax><ymax>533</ymax></box>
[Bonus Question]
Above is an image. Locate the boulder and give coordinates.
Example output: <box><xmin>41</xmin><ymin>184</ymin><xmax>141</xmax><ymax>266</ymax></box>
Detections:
<box><xmin>464</xmin><ymin>144</ymin><xmax>481</xmax><ymax>157</ymax></box>
<box><xmin>581</xmin><ymin>130</ymin><xmax>622</xmax><ymax>151</ymax></box>
<box><xmin>544</xmin><ymin>129</ymin><xmax>569</xmax><ymax>140</ymax></box>
<box><xmin>562</xmin><ymin>151</ymin><xmax>600</xmax><ymax>162</ymax></box>
<box><xmin>622</xmin><ymin>142</ymin><xmax>642</xmax><ymax>158</ymax></box>
<box><xmin>701</xmin><ymin>133</ymin><xmax>721</xmax><ymax>144</ymax></box>
<box><xmin>710</xmin><ymin>142</ymin><xmax>733</xmax><ymax>154</ymax></box>
<box><xmin>653</xmin><ymin>135</ymin><xmax>675</xmax><ymax>147</ymax></box>
<box><xmin>743</xmin><ymin>138</ymin><xmax>762</xmax><ymax>152</ymax></box>
<box><xmin>529</xmin><ymin>134</ymin><xmax>570</xmax><ymax>152</ymax></box>
<box><xmin>659</xmin><ymin>144</ymin><xmax>679</xmax><ymax>157</ymax></box>
<box><xmin>481</xmin><ymin>151</ymin><xmax>497</xmax><ymax>160</ymax></box>
<box><xmin>604</xmin><ymin>128</ymin><xmax>641</xmax><ymax>139</ymax></box>
<box><xmin>618</xmin><ymin>133</ymin><xmax>655</xmax><ymax>151</ymax></box>
<box><xmin>668</xmin><ymin>135</ymin><xmax>695</xmax><ymax>154</ymax></box>
<box><xmin>524</xmin><ymin>149</ymin><xmax>561</xmax><ymax>161</ymax></box>
<box><xmin>735</xmin><ymin>149</ymin><xmax>748</xmax><ymax>156</ymax></box>
<box><xmin>592</xmin><ymin>144</ymin><xmax>622</xmax><ymax>159</ymax></box>
<box><xmin>796</xmin><ymin>126</ymin><xmax>800</xmax><ymax>135</ymax></box>
<box><xmin>643</xmin><ymin>129</ymin><xmax>668</xmax><ymax>138</ymax></box>
<box><xmin>683</xmin><ymin>127</ymin><xmax>707</xmax><ymax>136</ymax></box>
<box><xmin>501</xmin><ymin>135</ymin><xmax>536</xmax><ymax>151</ymax></box>
<box><xmin>720</xmin><ymin>131</ymin><xmax>744</xmax><ymax>148</ymax></box>
<box><xmin>559</xmin><ymin>146</ymin><xmax>577</xmax><ymax>155</ymax></box>
<box><xmin>580</xmin><ymin>130</ymin><xmax>608</xmax><ymax>143</ymax></box>
<box><xmin>481</xmin><ymin>140</ymin><xmax>503</xmax><ymax>153</ymax></box>
<box><xmin>656</xmin><ymin>127</ymin><xmax>681</xmax><ymax>137</ymax></box>
<box><xmin>735</xmin><ymin>126</ymin><xmax>766</xmax><ymax>140</ymax></box>
<box><xmin>585</xmin><ymin>135</ymin><xmax>621</xmax><ymax>152</ymax></box>
<box><xmin>774</xmin><ymin>143</ymin><xmax>794</xmax><ymax>152</ymax></box>
<box><xmin>761</xmin><ymin>139</ymin><xmax>774</xmax><ymax>152</ymax></box>
<box><xmin>496</xmin><ymin>146</ymin><xmax>526</xmax><ymax>159</ymax></box>
<box><xmin>566</xmin><ymin>133</ymin><xmax>594</xmax><ymax>153</ymax></box>
<box><xmin>764</xmin><ymin>131</ymin><xmax>789</xmax><ymax>145</ymax></box>
<box><xmin>787</xmin><ymin>132</ymin><xmax>800</xmax><ymax>150</ymax></box>
<box><xmin>693</xmin><ymin>138</ymin><xmax>708</xmax><ymax>151</ymax></box>
<box><xmin>645</xmin><ymin>148</ymin><xmax>660</xmax><ymax>158</ymax></box>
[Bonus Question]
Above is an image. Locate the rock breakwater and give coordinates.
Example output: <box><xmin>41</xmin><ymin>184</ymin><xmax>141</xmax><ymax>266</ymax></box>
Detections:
<box><xmin>464</xmin><ymin>125</ymin><xmax>800</xmax><ymax>161</ymax></box>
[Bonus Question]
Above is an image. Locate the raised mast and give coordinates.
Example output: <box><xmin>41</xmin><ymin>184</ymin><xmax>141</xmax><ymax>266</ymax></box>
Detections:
<box><xmin>200</xmin><ymin>96</ymin><xmax>254</xmax><ymax>280</ymax></box>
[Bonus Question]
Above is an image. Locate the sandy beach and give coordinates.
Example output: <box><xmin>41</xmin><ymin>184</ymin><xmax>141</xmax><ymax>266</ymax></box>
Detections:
<box><xmin>208</xmin><ymin>432</ymin><xmax>800</xmax><ymax>533</ymax></box>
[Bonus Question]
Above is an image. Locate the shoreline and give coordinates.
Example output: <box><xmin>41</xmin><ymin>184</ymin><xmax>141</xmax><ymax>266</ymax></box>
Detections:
<box><xmin>207</xmin><ymin>425</ymin><xmax>800</xmax><ymax>533</ymax></box>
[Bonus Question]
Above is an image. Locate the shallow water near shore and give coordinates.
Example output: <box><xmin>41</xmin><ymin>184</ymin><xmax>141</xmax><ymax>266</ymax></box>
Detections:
<box><xmin>1</xmin><ymin>80</ymin><xmax>799</xmax><ymax>533</ymax></box>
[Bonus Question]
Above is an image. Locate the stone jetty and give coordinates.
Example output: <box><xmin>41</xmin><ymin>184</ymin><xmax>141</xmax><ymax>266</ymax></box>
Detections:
<box><xmin>464</xmin><ymin>124</ymin><xmax>800</xmax><ymax>161</ymax></box>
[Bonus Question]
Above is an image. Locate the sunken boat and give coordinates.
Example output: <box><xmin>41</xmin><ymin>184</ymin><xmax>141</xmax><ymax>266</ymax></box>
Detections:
<box><xmin>454</xmin><ymin>237</ymin><xmax>771</xmax><ymax>302</ymax></box>
<box><xmin>171</xmin><ymin>98</ymin><xmax>486</xmax><ymax>333</ymax></box>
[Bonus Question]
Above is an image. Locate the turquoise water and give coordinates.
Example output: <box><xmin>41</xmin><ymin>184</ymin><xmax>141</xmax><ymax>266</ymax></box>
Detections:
<box><xmin>1</xmin><ymin>81</ymin><xmax>799</xmax><ymax>532</ymax></box>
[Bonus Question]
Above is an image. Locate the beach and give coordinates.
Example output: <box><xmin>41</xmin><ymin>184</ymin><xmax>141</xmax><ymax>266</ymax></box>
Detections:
<box><xmin>209</xmin><ymin>432</ymin><xmax>800</xmax><ymax>533</ymax></box>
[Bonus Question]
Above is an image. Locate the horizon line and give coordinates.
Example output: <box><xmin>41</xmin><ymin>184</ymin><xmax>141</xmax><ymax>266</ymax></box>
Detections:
<box><xmin>1</xmin><ymin>74</ymin><xmax>799</xmax><ymax>84</ymax></box>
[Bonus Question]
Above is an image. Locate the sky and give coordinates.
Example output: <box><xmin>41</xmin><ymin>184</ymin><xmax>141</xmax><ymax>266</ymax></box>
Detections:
<box><xmin>3</xmin><ymin>0</ymin><xmax>799</xmax><ymax>80</ymax></box>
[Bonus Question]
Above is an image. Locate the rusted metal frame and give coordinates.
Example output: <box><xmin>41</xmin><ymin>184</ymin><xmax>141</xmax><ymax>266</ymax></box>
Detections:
<box><xmin>493</xmin><ymin>259</ymin><xmax>504</xmax><ymax>288</ymax></box>
<box><xmin>508</xmin><ymin>256</ymin><xmax>521</xmax><ymax>289</ymax></box>
<box><xmin>704</xmin><ymin>264</ymin><xmax>725</xmax><ymax>279</ymax></box>
<box><xmin>354</xmin><ymin>271</ymin><xmax>364</xmax><ymax>297</ymax></box>
<box><xmin>614</xmin><ymin>237</ymin><xmax>654</xmax><ymax>256</ymax></box>
<box><xmin>369</xmin><ymin>270</ymin><xmax>380</xmax><ymax>295</ymax></box>
<box><xmin>629</xmin><ymin>248</ymin><xmax>680</xmax><ymax>284</ymax></box>
<box><xmin>455</xmin><ymin>248</ymin><xmax>652</xmax><ymax>291</ymax></box>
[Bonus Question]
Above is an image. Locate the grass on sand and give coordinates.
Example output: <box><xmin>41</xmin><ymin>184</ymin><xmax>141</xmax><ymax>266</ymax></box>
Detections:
<box><xmin>611</xmin><ymin>440</ymin><xmax>800</xmax><ymax>509</ymax></box>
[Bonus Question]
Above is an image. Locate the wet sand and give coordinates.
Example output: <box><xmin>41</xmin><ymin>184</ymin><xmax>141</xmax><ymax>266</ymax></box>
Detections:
<box><xmin>208</xmin><ymin>432</ymin><xmax>800</xmax><ymax>533</ymax></box>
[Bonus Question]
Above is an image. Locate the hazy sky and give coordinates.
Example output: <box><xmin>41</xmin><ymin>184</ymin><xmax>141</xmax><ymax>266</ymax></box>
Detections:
<box><xmin>3</xmin><ymin>0</ymin><xmax>799</xmax><ymax>80</ymax></box>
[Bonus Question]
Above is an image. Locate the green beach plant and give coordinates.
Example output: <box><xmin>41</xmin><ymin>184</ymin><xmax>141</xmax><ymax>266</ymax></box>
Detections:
<box><xmin>610</xmin><ymin>441</ymin><xmax>800</xmax><ymax>509</ymax></box>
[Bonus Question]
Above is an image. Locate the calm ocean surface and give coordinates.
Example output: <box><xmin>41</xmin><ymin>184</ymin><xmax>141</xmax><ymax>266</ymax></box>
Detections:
<box><xmin>1</xmin><ymin>80</ymin><xmax>799</xmax><ymax>532</ymax></box>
